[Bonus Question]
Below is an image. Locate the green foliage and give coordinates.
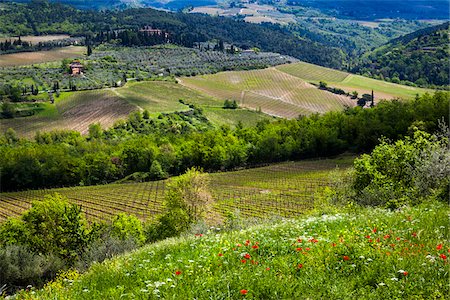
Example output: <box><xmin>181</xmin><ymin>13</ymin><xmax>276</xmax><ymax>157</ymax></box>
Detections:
<box><xmin>0</xmin><ymin>193</ymin><xmax>91</xmax><ymax>265</ymax></box>
<box><xmin>354</xmin><ymin>22</ymin><xmax>449</xmax><ymax>87</ymax></box>
<box><xmin>223</xmin><ymin>99</ymin><xmax>238</xmax><ymax>109</ymax></box>
<box><xmin>0</xmin><ymin>245</ymin><xmax>64</xmax><ymax>292</ymax></box>
<box><xmin>149</xmin><ymin>168</ymin><xmax>212</xmax><ymax>241</ymax></box>
<box><xmin>353</xmin><ymin>127</ymin><xmax>450</xmax><ymax>208</ymax></box>
<box><xmin>149</xmin><ymin>160</ymin><xmax>166</xmax><ymax>180</ymax></box>
<box><xmin>109</xmin><ymin>213</ymin><xmax>146</xmax><ymax>245</ymax></box>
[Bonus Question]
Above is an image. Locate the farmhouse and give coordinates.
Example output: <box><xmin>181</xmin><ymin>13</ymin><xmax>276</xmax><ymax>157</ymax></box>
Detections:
<box><xmin>69</xmin><ymin>60</ymin><xmax>83</xmax><ymax>75</ymax></box>
<box><xmin>139</xmin><ymin>26</ymin><xmax>169</xmax><ymax>39</ymax></box>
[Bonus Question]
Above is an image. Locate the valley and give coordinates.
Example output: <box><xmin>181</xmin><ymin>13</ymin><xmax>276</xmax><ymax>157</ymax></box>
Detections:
<box><xmin>0</xmin><ymin>0</ymin><xmax>448</xmax><ymax>298</ymax></box>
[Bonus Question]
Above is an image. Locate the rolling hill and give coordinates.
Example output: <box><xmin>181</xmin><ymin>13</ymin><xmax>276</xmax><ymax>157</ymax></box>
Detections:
<box><xmin>353</xmin><ymin>22</ymin><xmax>449</xmax><ymax>87</ymax></box>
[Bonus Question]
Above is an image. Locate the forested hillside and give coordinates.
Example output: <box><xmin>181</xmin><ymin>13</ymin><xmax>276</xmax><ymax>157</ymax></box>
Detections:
<box><xmin>353</xmin><ymin>22</ymin><xmax>449</xmax><ymax>88</ymax></box>
<box><xmin>0</xmin><ymin>0</ymin><xmax>345</xmax><ymax>68</ymax></box>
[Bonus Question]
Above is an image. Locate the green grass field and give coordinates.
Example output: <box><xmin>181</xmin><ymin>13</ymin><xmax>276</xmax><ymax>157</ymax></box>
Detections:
<box><xmin>276</xmin><ymin>62</ymin><xmax>434</xmax><ymax>100</ymax></box>
<box><xmin>21</xmin><ymin>200</ymin><xmax>449</xmax><ymax>299</ymax></box>
<box><xmin>180</xmin><ymin>68</ymin><xmax>355</xmax><ymax>118</ymax></box>
<box><xmin>0</xmin><ymin>156</ymin><xmax>354</xmax><ymax>223</ymax></box>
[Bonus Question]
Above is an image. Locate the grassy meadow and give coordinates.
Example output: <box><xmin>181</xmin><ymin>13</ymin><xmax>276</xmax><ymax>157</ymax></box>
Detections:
<box><xmin>20</xmin><ymin>201</ymin><xmax>449</xmax><ymax>299</ymax></box>
<box><xmin>276</xmin><ymin>62</ymin><xmax>434</xmax><ymax>101</ymax></box>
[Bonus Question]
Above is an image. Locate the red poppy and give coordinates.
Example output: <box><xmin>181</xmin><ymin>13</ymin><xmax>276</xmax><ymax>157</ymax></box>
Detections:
<box><xmin>309</xmin><ymin>238</ymin><xmax>318</xmax><ymax>243</ymax></box>
<box><xmin>412</xmin><ymin>232</ymin><xmax>417</xmax><ymax>237</ymax></box>
<box><xmin>296</xmin><ymin>247</ymin><xmax>302</xmax><ymax>251</ymax></box>
<box><xmin>218</xmin><ymin>253</ymin><xmax>223</xmax><ymax>257</ymax></box>
<box><xmin>237</xmin><ymin>244</ymin><xmax>242</xmax><ymax>247</ymax></box>
<box><xmin>244</xmin><ymin>253</ymin><xmax>251</xmax><ymax>259</ymax></box>
<box><xmin>365</xmin><ymin>235</ymin><xmax>371</xmax><ymax>239</ymax></box>
<box><xmin>305</xmin><ymin>247</ymin><xmax>311</xmax><ymax>251</ymax></box>
<box><xmin>245</xmin><ymin>240</ymin><xmax>250</xmax><ymax>246</ymax></box>
<box><xmin>384</xmin><ymin>234</ymin><xmax>390</xmax><ymax>239</ymax></box>
<box><xmin>331</xmin><ymin>243</ymin><xmax>336</xmax><ymax>247</ymax></box>
<box><xmin>297</xmin><ymin>239</ymin><xmax>303</xmax><ymax>243</ymax></box>
<box><xmin>396</xmin><ymin>237</ymin><xmax>401</xmax><ymax>241</ymax></box>
<box><xmin>175</xmin><ymin>270</ymin><xmax>182</xmax><ymax>275</ymax></box>
<box><xmin>440</xmin><ymin>254</ymin><xmax>447</xmax><ymax>260</ymax></box>
<box><xmin>241</xmin><ymin>259</ymin><xmax>247</xmax><ymax>264</ymax></box>
<box><xmin>372</xmin><ymin>228</ymin><xmax>377</xmax><ymax>233</ymax></box>
<box><xmin>240</xmin><ymin>289</ymin><xmax>248</xmax><ymax>295</ymax></box>
<box><xmin>252</xmin><ymin>245</ymin><xmax>259</xmax><ymax>249</ymax></box>
<box><xmin>403</xmin><ymin>271</ymin><xmax>408</xmax><ymax>276</ymax></box>
<box><xmin>437</xmin><ymin>244</ymin><xmax>443</xmax><ymax>250</ymax></box>
<box><xmin>266</xmin><ymin>267</ymin><xmax>270</xmax><ymax>271</ymax></box>
<box><xmin>343</xmin><ymin>256</ymin><xmax>350</xmax><ymax>261</ymax></box>
<box><xmin>297</xmin><ymin>263</ymin><xmax>303</xmax><ymax>269</ymax></box>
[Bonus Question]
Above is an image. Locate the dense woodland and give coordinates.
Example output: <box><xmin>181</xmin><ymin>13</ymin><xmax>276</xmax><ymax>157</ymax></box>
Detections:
<box><xmin>1</xmin><ymin>92</ymin><xmax>448</xmax><ymax>191</ymax></box>
<box><xmin>354</xmin><ymin>22</ymin><xmax>450</xmax><ymax>88</ymax></box>
<box><xmin>0</xmin><ymin>0</ymin><xmax>345</xmax><ymax>68</ymax></box>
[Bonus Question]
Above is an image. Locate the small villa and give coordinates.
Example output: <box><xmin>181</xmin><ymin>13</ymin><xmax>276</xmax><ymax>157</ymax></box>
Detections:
<box><xmin>69</xmin><ymin>61</ymin><xmax>83</xmax><ymax>75</ymax></box>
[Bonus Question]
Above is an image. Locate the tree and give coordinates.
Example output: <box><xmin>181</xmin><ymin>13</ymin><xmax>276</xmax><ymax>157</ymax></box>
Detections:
<box><xmin>147</xmin><ymin>168</ymin><xmax>212</xmax><ymax>241</ymax></box>
<box><xmin>351</xmin><ymin>91</ymin><xmax>358</xmax><ymax>99</ymax></box>
<box><xmin>149</xmin><ymin>160</ymin><xmax>166</xmax><ymax>180</ymax></box>
<box><xmin>87</xmin><ymin>45</ymin><xmax>92</xmax><ymax>56</ymax></box>
<box><xmin>319</xmin><ymin>81</ymin><xmax>328</xmax><ymax>89</ymax></box>
<box><xmin>1</xmin><ymin>102</ymin><xmax>16</xmax><ymax>118</ymax></box>
<box><xmin>88</xmin><ymin>123</ymin><xmax>103</xmax><ymax>139</ymax></box>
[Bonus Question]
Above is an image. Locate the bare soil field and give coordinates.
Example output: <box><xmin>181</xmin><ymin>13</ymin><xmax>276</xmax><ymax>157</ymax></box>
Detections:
<box><xmin>0</xmin><ymin>46</ymin><xmax>85</xmax><ymax>67</ymax></box>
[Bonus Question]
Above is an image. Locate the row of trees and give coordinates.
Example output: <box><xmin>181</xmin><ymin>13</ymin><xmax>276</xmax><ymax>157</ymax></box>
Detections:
<box><xmin>1</xmin><ymin>92</ymin><xmax>447</xmax><ymax>192</ymax></box>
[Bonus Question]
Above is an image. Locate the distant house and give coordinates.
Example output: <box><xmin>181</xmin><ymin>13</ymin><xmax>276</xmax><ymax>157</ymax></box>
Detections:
<box><xmin>139</xmin><ymin>26</ymin><xmax>169</xmax><ymax>39</ymax></box>
<box><xmin>69</xmin><ymin>61</ymin><xmax>83</xmax><ymax>75</ymax></box>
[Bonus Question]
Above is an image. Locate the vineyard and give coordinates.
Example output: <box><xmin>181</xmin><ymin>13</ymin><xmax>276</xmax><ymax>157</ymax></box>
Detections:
<box><xmin>0</xmin><ymin>156</ymin><xmax>353</xmax><ymax>223</ymax></box>
<box><xmin>0</xmin><ymin>89</ymin><xmax>135</xmax><ymax>136</ymax></box>
<box><xmin>276</xmin><ymin>62</ymin><xmax>433</xmax><ymax>100</ymax></box>
<box><xmin>180</xmin><ymin>67</ymin><xmax>355</xmax><ymax>118</ymax></box>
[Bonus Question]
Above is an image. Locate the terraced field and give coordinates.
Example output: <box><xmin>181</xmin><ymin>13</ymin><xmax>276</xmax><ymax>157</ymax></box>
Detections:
<box><xmin>0</xmin><ymin>156</ymin><xmax>354</xmax><ymax>223</ymax></box>
<box><xmin>277</xmin><ymin>62</ymin><xmax>434</xmax><ymax>100</ymax></box>
<box><xmin>0</xmin><ymin>46</ymin><xmax>85</xmax><ymax>67</ymax></box>
<box><xmin>180</xmin><ymin>68</ymin><xmax>355</xmax><ymax>118</ymax></box>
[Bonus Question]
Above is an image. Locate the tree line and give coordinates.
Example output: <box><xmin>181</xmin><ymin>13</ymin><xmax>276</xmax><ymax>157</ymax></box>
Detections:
<box><xmin>1</xmin><ymin>92</ymin><xmax>447</xmax><ymax>192</ymax></box>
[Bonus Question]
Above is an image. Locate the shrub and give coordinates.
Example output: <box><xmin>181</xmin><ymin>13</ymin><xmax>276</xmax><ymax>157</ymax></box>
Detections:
<box><xmin>0</xmin><ymin>193</ymin><xmax>91</xmax><ymax>265</ymax></box>
<box><xmin>353</xmin><ymin>127</ymin><xmax>449</xmax><ymax>208</ymax></box>
<box><xmin>76</xmin><ymin>237</ymin><xmax>138</xmax><ymax>271</ymax></box>
<box><xmin>0</xmin><ymin>245</ymin><xmax>64</xmax><ymax>292</ymax></box>
<box><xmin>147</xmin><ymin>168</ymin><xmax>212</xmax><ymax>241</ymax></box>
<box><xmin>108</xmin><ymin>213</ymin><xmax>146</xmax><ymax>245</ymax></box>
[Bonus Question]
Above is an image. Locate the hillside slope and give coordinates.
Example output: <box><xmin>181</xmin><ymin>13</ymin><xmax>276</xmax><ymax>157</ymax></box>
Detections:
<box><xmin>0</xmin><ymin>1</ymin><xmax>345</xmax><ymax>69</ymax></box>
<box><xmin>353</xmin><ymin>22</ymin><xmax>449</xmax><ymax>87</ymax></box>
<box><xmin>23</xmin><ymin>201</ymin><xmax>449</xmax><ymax>299</ymax></box>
